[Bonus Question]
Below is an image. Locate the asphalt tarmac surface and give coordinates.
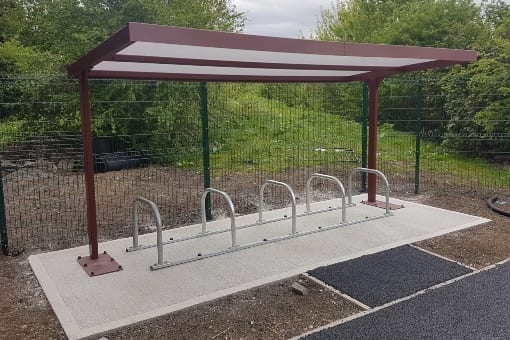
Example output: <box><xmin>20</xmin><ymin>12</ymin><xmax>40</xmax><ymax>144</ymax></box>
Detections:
<box><xmin>309</xmin><ymin>245</ymin><xmax>473</xmax><ymax>307</ymax></box>
<box><xmin>305</xmin><ymin>251</ymin><xmax>510</xmax><ymax>339</ymax></box>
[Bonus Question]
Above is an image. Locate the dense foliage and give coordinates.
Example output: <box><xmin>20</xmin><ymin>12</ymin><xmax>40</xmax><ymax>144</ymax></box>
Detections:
<box><xmin>0</xmin><ymin>0</ymin><xmax>245</xmax><ymax>162</ymax></box>
<box><xmin>316</xmin><ymin>0</ymin><xmax>510</xmax><ymax>155</ymax></box>
<box><xmin>1</xmin><ymin>0</ymin><xmax>244</xmax><ymax>69</ymax></box>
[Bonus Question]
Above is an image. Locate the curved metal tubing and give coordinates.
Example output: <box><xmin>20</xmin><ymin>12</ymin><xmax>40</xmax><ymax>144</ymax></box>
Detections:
<box><xmin>306</xmin><ymin>173</ymin><xmax>346</xmax><ymax>222</ymax></box>
<box><xmin>201</xmin><ymin>188</ymin><xmax>237</xmax><ymax>248</ymax></box>
<box><xmin>348</xmin><ymin>168</ymin><xmax>392</xmax><ymax>216</ymax></box>
<box><xmin>126</xmin><ymin>204</ymin><xmax>342</xmax><ymax>253</ymax></box>
<box><xmin>131</xmin><ymin>197</ymin><xmax>164</xmax><ymax>265</ymax></box>
<box><xmin>258</xmin><ymin>180</ymin><xmax>297</xmax><ymax>234</ymax></box>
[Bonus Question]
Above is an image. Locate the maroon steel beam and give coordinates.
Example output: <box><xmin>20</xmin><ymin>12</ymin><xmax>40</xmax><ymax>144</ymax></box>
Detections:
<box><xmin>367</xmin><ymin>78</ymin><xmax>382</xmax><ymax>202</ymax></box>
<box><xmin>127</xmin><ymin>22</ymin><xmax>477</xmax><ymax>62</ymax></box>
<box><xmin>87</xmin><ymin>70</ymin><xmax>360</xmax><ymax>82</ymax></box>
<box><xmin>110</xmin><ymin>54</ymin><xmax>398</xmax><ymax>72</ymax></box>
<box><xmin>79</xmin><ymin>72</ymin><xmax>99</xmax><ymax>259</ymax></box>
<box><xmin>349</xmin><ymin>60</ymin><xmax>461</xmax><ymax>82</ymax></box>
<box><xmin>344</xmin><ymin>41</ymin><xmax>476</xmax><ymax>61</ymax></box>
<box><xmin>348</xmin><ymin>70</ymin><xmax>396</xmax><ymax>83</ymax></box>
<box><xmin>401</xmin><ymin>60</ymin><xmax>460</xmax><ymax>73</ymax></box>
<box><xmin>68</xmin><ymin>26</ymin><xmax>132</xmax><ymax>78</ymax></box>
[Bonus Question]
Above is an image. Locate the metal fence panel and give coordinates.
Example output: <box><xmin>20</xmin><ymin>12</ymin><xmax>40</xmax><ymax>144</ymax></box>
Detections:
<box><xmin>0</xmin><ymin>77</ymin><xmax>508</xmax><ymax>253</ymax></box>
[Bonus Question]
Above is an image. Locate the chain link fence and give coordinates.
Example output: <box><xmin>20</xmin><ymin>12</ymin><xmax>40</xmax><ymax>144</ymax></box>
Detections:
<box><xmin>0</xmin><ymin>76</ymin><xmax>508</xmax><ymax>254</ymax></box>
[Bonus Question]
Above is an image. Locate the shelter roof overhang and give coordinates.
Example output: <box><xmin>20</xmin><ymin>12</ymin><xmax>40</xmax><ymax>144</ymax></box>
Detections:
<box><xmin>68</xmin><ymin>22</ymin><xmax>477</xmax><ymax>83</ymax></box>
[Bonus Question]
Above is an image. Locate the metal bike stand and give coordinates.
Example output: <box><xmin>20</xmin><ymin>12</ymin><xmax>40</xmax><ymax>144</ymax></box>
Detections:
<box><xmin>305</xmin><ymin>173</ymin><xmax>347</xmax><ymax>222</ymax></box>
<box><xmin>200</xmin><ymin>188</ymin><xmax>237</xmax><ymax>247</ymax></box>
<box><xmin>127</xmin><ymin>172</ymin><xmax>397</xmax><ymax>271</ymax></box>
<box><xmin>258</xmin><ymin>180</ymin><xmax>297</xmax><ymax>234</ymax></box>
<box><xmin>150</xmin><ymin>188</ymin><xmax>238</xmax><ymax>271</ymax></box>
<box><xmin>131</xmin><ymin>197</ymin><xmax>164</xmax><ymax>266</ymax></box>
<box><xmin>347</xmin><ymin>168</ymin><xmax>393</xmax><ymax>216</ymax></box>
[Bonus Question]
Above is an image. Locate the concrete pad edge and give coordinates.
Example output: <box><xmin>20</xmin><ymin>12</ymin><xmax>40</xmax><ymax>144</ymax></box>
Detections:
<box><xmin>28</xmin><ymin>254</ymin><xmax>82</xmax><ymax>340</ymax></box>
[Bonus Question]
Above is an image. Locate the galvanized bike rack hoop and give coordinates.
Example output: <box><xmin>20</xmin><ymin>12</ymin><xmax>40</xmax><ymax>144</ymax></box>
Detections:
<box><xmin>306</xmin><ymin>173</ymin><xmax>347</xmax><ymax>223</ymax></box>
<box><xmin>127</xmin><ymin>174</ymin><xmax>344</xmax><ymax>254</ymax></box>
<box><xmin>258</xmin><ymin>180</ymin><xmax>297</xmax><ymax>234</ymax></box>
<box><xmin>347</xmin><ymin>168</ymin><xmax>393</xmax><ymax>216</ymax></box>
<box><xmin>200</xmin><ymin>188</ymin><xmax>237</xmax><ymax>247</ymax></box>
<box><xmin>131</xmin><ymin>197</ymin><xmax>164</xmax><ymax>266</ymax></box>
<box><xmin>127</xmin><ymin>171</ymin><xmax>395</xmax><ymax>271</ymax></box>
<box><xmin>150</xmin><ymin>188</ymin><xmax>238</xmax><ymax>271</ymax></box>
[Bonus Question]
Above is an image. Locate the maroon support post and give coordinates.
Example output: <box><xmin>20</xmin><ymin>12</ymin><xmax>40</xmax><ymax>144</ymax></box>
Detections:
<box><xmin>367</xmin><ymin>78</ymin><xmax>381</xmax><ymax>202</ymax></box>
<box><xmin>79</xmin><ymin>72</ymin><xmax>99</xmax><ymax>259</ymax></box>
<box><xmin>77</xmin><ymin>72</ymin><xmax>122</xmax><ymax>276</ymax></box>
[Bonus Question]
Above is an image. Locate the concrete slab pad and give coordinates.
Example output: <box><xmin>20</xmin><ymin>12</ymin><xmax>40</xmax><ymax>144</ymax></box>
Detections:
<box><xmin>304</xmin><ymin>260</ymin><xmax>510</xmax><ymax>339</ymax></box>
<box><xmin>29</xmin><ymin>195</ymin><xmax>489</xmax><ymax>339</ymax></box>
<box><xmin>308</xmin><ymin>245</ymin><xmax>473</xmax><ymax>307</ymax></box>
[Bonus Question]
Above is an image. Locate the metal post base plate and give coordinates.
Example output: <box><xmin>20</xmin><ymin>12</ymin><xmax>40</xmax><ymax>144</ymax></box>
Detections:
<box><xmin>361</xmin><ymin>200</ymin><xmax>404</xmax><ymax>210</ymax></box>
<box><xmin>77</xmin><ymin>252</ymin><xmax>122</xmax><ymax>277</ymax></box>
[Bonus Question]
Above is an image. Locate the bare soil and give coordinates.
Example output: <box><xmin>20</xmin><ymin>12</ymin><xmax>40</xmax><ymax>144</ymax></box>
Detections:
<box><xmin>108</xmin><ymin>276</ymin><xmax>362</xmax><ymax>340</ymax></box>
<box><xmin>0</xmin><ymin>171</ymin><xmax>508</xmax><ymax>339</ymax></box>
<box><xmin>0</xmin><ymin>255</ymin><xmax>65</xmax><ymax>340</ymax></box>
<box><xmin>410</xmin><ymin>191</ymin><xmax>510</xmax><ymax>269</ymax></box>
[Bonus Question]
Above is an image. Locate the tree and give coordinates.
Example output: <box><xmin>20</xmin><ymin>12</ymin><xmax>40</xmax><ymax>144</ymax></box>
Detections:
<box><xmin>0</xmin><ymin>0</ymin><xmax>245</xmax><ymax>164</ymax></box>
<box><xmin>317</xmin><ymin>0</ymin><xmax>485</xmax><ymax>48</ymax></box>
<box><xmin>0</xmin><ymin>0</ymin><xmax>24</xmax><ymax>43</ymax></box>
<box><xmin>442</xmin><ymin>4</ymin><xmax>510</xmax><ymax>154</ymax></box>
<box><xmin>317</xmin><ymin>0</ymin><xmax>397</xmax><ymax>43</ymax></box>
<box><xmin>318</xmin><ymin>3</ymin><xmax>497</xmax><ymax>124</ymax></box>
<box><xmin>16</xmin><ymin>0</ymin><xmax>244</xmax><ymax>66</ymax></box>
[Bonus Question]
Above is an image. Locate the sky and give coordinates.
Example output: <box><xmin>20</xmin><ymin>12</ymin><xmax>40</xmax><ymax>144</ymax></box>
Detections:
<box><xmin>231</xmin><ymin>0</ymin><xmax>335</xmax><ymax>38</ymax></box>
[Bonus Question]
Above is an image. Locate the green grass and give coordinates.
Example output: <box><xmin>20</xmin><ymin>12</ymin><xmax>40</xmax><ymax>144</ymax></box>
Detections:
<box><xmin>200</xmin><ymin>94</ymin><xmax>508</xmax><ymax>190</ymax></box>
<box><xmin>420</xmin><ymin>143</ymin><xmax>510</xmax><ymax>187</ymax></box>
<box><xmin>0</xmin><ymin>119</ymin><xmax>25</xmax><ymax>148</ymax></box>
<box><xmin>206</xmin><ymin>95</ymin><xmax>363</xmax><ymax>173</ymax></box>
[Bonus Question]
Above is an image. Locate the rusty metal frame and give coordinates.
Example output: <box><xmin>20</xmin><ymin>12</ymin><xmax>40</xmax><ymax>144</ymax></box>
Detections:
<box><xmin>70</xmin><ymin>22</ymin><xmax>477</xmax><ymax>271</ymax></box>
<box><xmin>79</xmin><ymin>72</ymin><xmax>98</xmax><ymax>259</ymax></box>
<box><xmin>68</xmin><ymin>23</ymin><xmax>477</xmax><ymax>82</ymax></box>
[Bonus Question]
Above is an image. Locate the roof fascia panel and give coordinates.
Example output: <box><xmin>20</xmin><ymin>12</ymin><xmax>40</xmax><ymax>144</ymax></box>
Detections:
<box><xmin>345</xmin><ymin>42</ymin><xmax>477</xmax><ymax>62</ymax></box>
<box><xmin>128</xmin><ymin>22</ymin><xmax>477</xmax><ymax>63</ymax></box>
<box><xmin>128</xmin><ymin>22</ymin><xmax>346</xmax><ymax>55</ymax></box>
<box><xmin>67</xmin><ymin>25</ymin><xmax>133</xmax><ymax>77</ymax></box>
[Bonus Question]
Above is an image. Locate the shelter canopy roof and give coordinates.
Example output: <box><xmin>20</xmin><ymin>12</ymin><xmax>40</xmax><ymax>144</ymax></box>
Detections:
<box><xmin>68</xmin><ymin>22</ymin><xmax>477</xmax><ymax>82</ymax></box>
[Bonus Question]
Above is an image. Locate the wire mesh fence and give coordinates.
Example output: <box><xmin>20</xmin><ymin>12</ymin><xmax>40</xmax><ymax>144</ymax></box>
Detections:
<box><xmin>0</xmin><ymin>76</ymin><xmax>508</xmax><ymax>253</ymax></box>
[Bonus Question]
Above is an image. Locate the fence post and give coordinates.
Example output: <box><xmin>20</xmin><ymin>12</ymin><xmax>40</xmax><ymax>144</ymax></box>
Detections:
<box><xmin>199</xmin><ymin>82</ymin><xmax>213</xmax><ymax>220</ymax></box>
<box><xmin>415</xmin><ymin>78</ymin><xmax>424</xmax><ymax>195</ymax></box>
<box><xmin>0</xmin><ymin>161</ymin><xmax>9</xmax><ymax>255</ymax></box>
<box><xmin>361</xmin><ymin>82</ymin><xmax>369</xmax><ymax>192</ymax></box>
